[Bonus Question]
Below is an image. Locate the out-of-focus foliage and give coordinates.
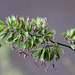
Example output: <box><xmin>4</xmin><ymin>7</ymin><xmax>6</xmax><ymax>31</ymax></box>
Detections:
<box><xmin>0</xmin><ymin>41</ymin><xmax>27</xmax><ymax>75</ymax></box>
<box><xmin>62</xmin><ymin>57</ymin><xmax>75</xmax><ymax>75</ymax></box>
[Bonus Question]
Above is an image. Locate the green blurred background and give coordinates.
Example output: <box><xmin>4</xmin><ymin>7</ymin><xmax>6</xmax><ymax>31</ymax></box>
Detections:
<box><xmin>0</xmin><ymin>41</ymin><xmax>27</xmax><ymax>75</ymax></box>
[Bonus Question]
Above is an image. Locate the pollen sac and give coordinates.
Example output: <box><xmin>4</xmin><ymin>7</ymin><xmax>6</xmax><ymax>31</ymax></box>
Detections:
<box><xmin>0</xmin><ymin>43</ymin><xmax>2</xmax><ymax>47</ymax></box>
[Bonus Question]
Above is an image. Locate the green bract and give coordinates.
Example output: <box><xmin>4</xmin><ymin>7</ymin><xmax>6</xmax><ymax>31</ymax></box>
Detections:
<box><xmin>0</xmin><ymin>20</ymin><xmax>6</xmax><ymax>32</ymax></box>
<box><xmin>2</xmin><ymin>15</ymin><xmax>75</xmax><ymax>65</ymax></box>
<box><xmin>62</xmin><ymin>28</ymin><xmax>75</xmax><ymax>49</ymax></box>
<box><xmin>33</xmin><ymin>43</ymin><xmax>63</xmax><ymax>62</ymax></box>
